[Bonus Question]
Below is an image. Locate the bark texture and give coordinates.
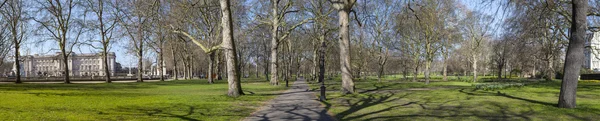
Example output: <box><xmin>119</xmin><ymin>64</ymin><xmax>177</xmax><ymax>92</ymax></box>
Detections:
<box><xmin>338</xmin><ymin>8</ymin><xmax>354</xmax><ymax>94</ymax></box>
<box><xmin>558</xmin><ymin>0</ymin><xmax>586</xmax><ymax>108</ymax></box>
<box><xmin>220</xmin><ymin>0</ymin><xmax>244</xmax><ymax>97</ymax></box>
<box><xmin>269</xmin><ymin>0</ymin><xmax>280</xmax><ymax>85</ymax></box>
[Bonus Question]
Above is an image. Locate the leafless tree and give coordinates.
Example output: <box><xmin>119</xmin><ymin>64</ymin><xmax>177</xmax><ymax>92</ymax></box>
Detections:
<box><xmin>116</xmin><ymin>0</ymin><xmax>158</xmax><ymax>82</ymax></box>
<box><xmin>219</xmin><ymin>0</ymin><xmax>243</xmax><ymax>97</ymax></box>
<box><xmin>331</xmin><ymin>0</ymin><xmax>357</xmax><ymax>94</ymax></box>
<box><xmin>1</xmin><ymin>0</ymin><xmax>27</xmax><ymax>83</ymax></box>
<box><xmin>83</xmin><ymin>0</ymin><xmax>118</xmax><ymax>83</ymax></box>
<box><xmin>559</xmin><ymin>0</ymin><xmax>587</xmax><ymax>109</ymax></box>
<box><xmin>34</xmin><ymin>0</ymin><xmax>85</xmax><ymax>84</ymax></box>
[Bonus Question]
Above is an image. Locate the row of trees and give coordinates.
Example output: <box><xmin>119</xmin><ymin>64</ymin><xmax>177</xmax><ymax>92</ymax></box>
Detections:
<box><xmin>0</xmin><ymin>0</ymin><xmax>595</xmax><ymax>107</ymax></box>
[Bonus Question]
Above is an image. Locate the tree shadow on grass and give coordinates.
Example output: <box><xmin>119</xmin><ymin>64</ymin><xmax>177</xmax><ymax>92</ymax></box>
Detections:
<box><xmin>458</xmin><ymin>89</ymin><xmax>556</xmax><ymax>107</ymax></box>
<box><xmin>359</xmin><ymin>83</ymin><xmax>402</xmax><ymax>93</ymax></box>
<box><xmin>111</xmin><ymin>104</ymin><xmax>201</xmax><ymax>121</ymax></box>
<box><xmin>360</xmin><ymin>101</ymin><xmax>537</xmax><ymax>121</ymax></box>
<box><xmin>334</xmin><ymin>92</ymin><xmax>416</xmax><ymax>121</ymax></box>
<box><xmin>105</xmin><ymin>103</ymin><xmax>253</xmax><ymax>121</ymax></box>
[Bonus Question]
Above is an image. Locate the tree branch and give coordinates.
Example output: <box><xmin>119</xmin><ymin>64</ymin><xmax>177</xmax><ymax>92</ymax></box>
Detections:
<box><xmin>172</xmin><ymin>28</ymin><xmax>221</xmax><ymax>53</ymax></box>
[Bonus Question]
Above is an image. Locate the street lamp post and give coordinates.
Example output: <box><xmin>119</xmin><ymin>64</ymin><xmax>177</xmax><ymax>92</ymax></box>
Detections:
<box><xmin>319</xmin><ymin>41</ymin><xmax>326</xmax><ymax>101</ymax></box>
<box><xmin>320</xmin><ymin>78</ymin><xmax>326</xmax><ymax>101</ymax></box>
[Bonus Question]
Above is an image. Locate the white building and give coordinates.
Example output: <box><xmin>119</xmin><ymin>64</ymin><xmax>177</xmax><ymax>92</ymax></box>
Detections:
<box><xmin>585</xmin><ymin>32</ymin><xmax>600</xmax><ymax>71</ymax></box>
<box><xmin>13</xmin><ymin>52</ymin><xmax>116</xmax><ymax>77</ymax></box>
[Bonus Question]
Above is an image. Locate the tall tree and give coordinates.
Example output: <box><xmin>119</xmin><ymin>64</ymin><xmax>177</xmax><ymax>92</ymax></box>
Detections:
<box><xmin>170</xmin><ymin>0</ymin><xmax>221</xmax><ymax>84</ymax></box>
<box><xmin>558</xmin><ymin>0</ymin><xmax>587</xmax><ymax>109</ymax></box>
<box><xmin>35</xmin><ymin>0</ymin><xmax>84</xmax><ymax>84</ymax></box>
<box><xmin>148</xmin><ymin>1</ymin><xmax>166</xmax><ymax>82</ymax></box>
<box><xmin>266</xmin><ymin>0</ymin><xmax>311</xmax><ymax>85</ymax></box>
<box><xmin>1</xmin><ymin>0</ymin><xmax>27</xmax><ymax>83</ymax></box>
<box><xmin>462</xmin><ymin>11</ymin><xmax>491</xmax><ymax>82</ymax></box>
<box><xmin>396</xmin><ymin>7</ymin><xmax>423</xmax><ymax>82</ymax></box>
<box><xmin>331</xmin><ymin>0</ymin><xmax>356</xmax><ymax>94</ymax></box>
<box><xmin>219</xmin><ymin>0</ymin><xmax>243</xmax><ymax>97</ymax></box>
<box><xmin>84</xmin><ymin>0</ymin><xmax>118</xmax><ymax>83</ymax></box>
<box><xmin>116</xmin><ymin>0</ymin><xmax>157</xmax><ymax>82</ymax></box>
<box><xmin>304</xmin><ymin>0</ymin><xmax>334</xmax><ymax>82</ymax></box>
<box><xmin>407</xmin><ymin>0</ymin><xmax>454</xmax><ymax>84</ymax></box>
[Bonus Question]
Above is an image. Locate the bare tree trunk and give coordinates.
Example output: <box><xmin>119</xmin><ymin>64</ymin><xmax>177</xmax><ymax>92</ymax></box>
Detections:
<box><xmin>208</xmin><ymin>52</ymin><xmax>215</xmax><ymax>83</ymax></box>
<box><xmin>473</xmin><ymin>54</ymin><xmax>478</xmax><ymax>82</ymax></box>
<box><xmin>312</xmin><ymin>48</ymin><xmax>318</xmax><ymax>81</ymax></box>
<box><xmin>159</xmin><ymin>50</ymin><xmax>164</xmax><ymax>81</ymax></box>
<box><xmin>220</xmin><ymin>0</ymin><xmax>243</xmax><ymax>97</ymax></box>
<box><xmin>217</xmin><ymin>51</ymin><xmax>223</xmax><ymax>80</ymax></box>
<box><xmin>319</xmin><ymin>38</ymin><xmax>326</xmax><ymax>83</ymax></box>
<box><xmin>413</xmin><ymin>69</ymin><xmax>418</xmax><ymax>81</ymax></box>
<box><xmin>296</xmin><ymin>49</ymin><xmax>301</xmax><ymax>79</ymax></box>
<box><xmin>269</xmin><ymin>38</ymin><xmax>278</xmax><ymax>84</ymax></box>
<box><xmin>424</xmin><ymin>59</ymin><xmax>431</xmax><ymax>84</ymax></box>
<box><xmin>443</xmin><ymin>48</ymin><xmax>448</xmax><ymax>81</ymax></box>
<box><xmin>504</xmin><ymin>63</ymin><xmax>508</xmax><ymax>79</ymax></box>
<box><xmin>62</xmin><ymin>47</ymin><xmax>70</xmax><ymax>84</ymax></box>
<box><xmin>338</xmin><ymin>9</ymin><xmax>354</xmax><ymax>94</ymax></box>
<box><xmin>377</xmin><ymin>65</ymin><xmax>384</xmax><ymax>82</ymax></box>
<box><xmin>546</xmin><ymin>57</ymin><xmax>554</xmax><ymax>81</ymax></box>
<box><xmin>182</xmin><ymin>62</ymin><xmax>187</xmax><ymax>79</ymax></box>
<box><xmin>14</xmin><ymin>43</ymin><xmax>20</xmax><ymax>84</ymax></box>
<box><xmin>255</xmin><ymin>60</ymin><xmax>259</xmax><ymax>78</ymax></box>
<box><xmin>559</xmin><ymin>0</ymin><xmax>586</xmax><ymax>108</ymax></box>
<box><xmin>269</xmin><ymin>0</ymin><xmax>280</xmax><ymax>85</ymax></box>
<box><xmin>188</xmin><ymin>57</ymin><xmax>192</xmax><ymax>79</ymax></box>
<box><xmin>263</xmin><ymin>55</ymin><xmax>269</xmax><ymax>81</ymax></box>
<box><xmin>497</xmin><ymin>59</ymin><xmax>503</xmax><ymax>79</ymax></box>
<box><xmin>377</xmin><ymin>49</ymin><xmax>388</xmax><ymax>83</ymax></box>
<box><xmin>103</xmin><ymin>49</ymin><xmax>111</xmax><ymax>83</ymax></box>
<box><xmin>286</xmin><ymin>40</ymin><xmax>293</xmax><ymax>87</ymax></box>
<box><xmin>190</xmin><ymin>56</ymin><xmax>194</xmax><ymax>78</ymax></box>
<box><xmin>137</xmin><ymin>25</ymin><xmax>144</xmax><ymax>82</ymax></box>
<box><xmin>413</xmin><ymin>57</ymin><xmax>419</xmax><ymax>82</ymax></box>
<box><xmin>171</xmin><ymin>44</ymin><xmax>178</xmax><ymax>80</ymax></box>
<box><xmin>184</xmin><ymin>57</ymin><xmax>188</xmax><ymax>79</ymax></box>
<box><xmin>6</xmin><ymin>0</ymin><xmax>23</xmax><ymax>84</ymax></box>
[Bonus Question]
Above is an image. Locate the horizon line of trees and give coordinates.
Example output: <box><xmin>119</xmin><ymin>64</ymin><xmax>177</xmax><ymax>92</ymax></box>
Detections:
<box><xmin>0</xmin><ymin>0</ymin><xmax>597</xmax><ymax>108</ymax></box>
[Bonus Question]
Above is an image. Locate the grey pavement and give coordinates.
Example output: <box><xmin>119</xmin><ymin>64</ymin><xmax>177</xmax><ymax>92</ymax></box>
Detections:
<box><xmin>244</xmin><ymin>78</ymin><xmax>335</xmax><ymax>121</ymax></box>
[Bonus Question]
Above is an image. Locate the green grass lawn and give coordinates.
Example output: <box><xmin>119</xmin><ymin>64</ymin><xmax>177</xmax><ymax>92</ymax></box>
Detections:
<box><xmin>0</xmin><ymin>77</ymin><xmax>287</xmax><ymax>121</ymax></box>
<box><xmin>310</xmin><ymin>77</ymin><xmax>600</xmax><ymax>120</ymax></box>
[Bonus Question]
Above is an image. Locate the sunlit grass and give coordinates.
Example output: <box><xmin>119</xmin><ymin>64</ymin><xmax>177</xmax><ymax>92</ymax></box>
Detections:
<box><xmin>311</xmin><ymin>77</ymin><xmax>600</xmax><ymax>120</ymax></box>
<box><xmin>0</xmin><ymin>78</ymin><xmax>287</xmax><ymax>121</ymax></box>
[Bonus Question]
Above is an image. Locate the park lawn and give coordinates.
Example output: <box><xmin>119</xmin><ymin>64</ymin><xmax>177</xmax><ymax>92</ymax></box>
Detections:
<box><xmin>310</xmin><ymin>78</ymin><xmax>600</xmax><ymax>121</ymax></box>
<box><xmin>0</xmin><ymin>78</ymin><xmax>287</xmax><ymax>121</ymax></box>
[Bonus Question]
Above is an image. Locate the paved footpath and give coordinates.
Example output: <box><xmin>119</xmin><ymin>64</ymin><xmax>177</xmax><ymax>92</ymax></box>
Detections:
<box><xmin>244</xmin><ymin>78</ymin><xmax>335</xmax><ymax>121</ymax></box>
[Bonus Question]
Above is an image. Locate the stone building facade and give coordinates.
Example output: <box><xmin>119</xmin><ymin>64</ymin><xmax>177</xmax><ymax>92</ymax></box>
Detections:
<box><xmin>14</xmin><ymin>52</ymin><xmax>116</xmax><ymax>77</ymax></box>
<box><xmin>585</xmin><ymin>32</ymin><xmax>600</xmax><ymax>71</ymax></box>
